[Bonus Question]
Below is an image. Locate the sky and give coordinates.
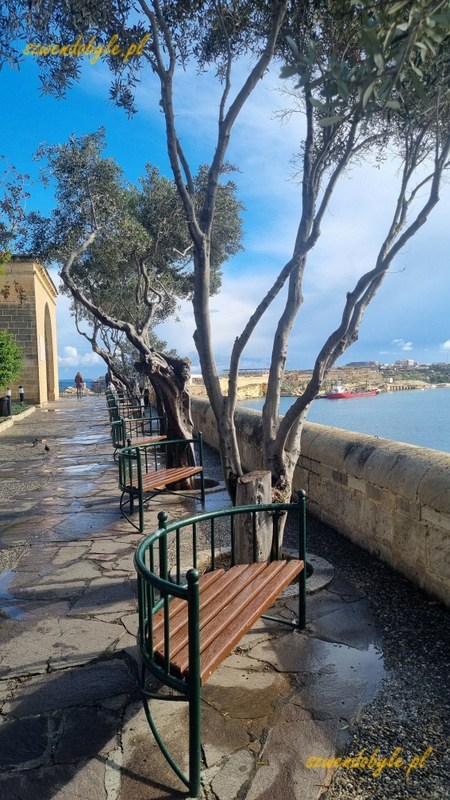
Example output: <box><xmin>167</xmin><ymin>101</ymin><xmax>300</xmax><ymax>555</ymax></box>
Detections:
<box><xmin>1</xmin><ymin>37</ymin><xmax>450</xmax><ymax>380</ymax></box>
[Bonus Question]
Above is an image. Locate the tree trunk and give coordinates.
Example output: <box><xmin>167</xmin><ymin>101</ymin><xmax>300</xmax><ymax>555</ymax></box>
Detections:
<box><xmin>235</xmin><ymin>471</ymin><xmax>272</xmax><ymax>563</ymax></box>
<box><xmin>136</xmin><ymin>353</ymin><xmax>195</xmax><ymax>487</ymax></box>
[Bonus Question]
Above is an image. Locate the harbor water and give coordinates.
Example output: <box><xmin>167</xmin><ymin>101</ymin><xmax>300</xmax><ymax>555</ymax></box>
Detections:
<box><xmin>240</xmin><ymin>387</ymin><xmax>450</xmax><ymax>454</ymax></box>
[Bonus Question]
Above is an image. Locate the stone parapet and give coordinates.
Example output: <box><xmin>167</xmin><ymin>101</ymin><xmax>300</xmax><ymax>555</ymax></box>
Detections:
<box><xmin>191</xmin><ymin>398</ymin><xmax>450</xmax><ymax>606</ymax></box>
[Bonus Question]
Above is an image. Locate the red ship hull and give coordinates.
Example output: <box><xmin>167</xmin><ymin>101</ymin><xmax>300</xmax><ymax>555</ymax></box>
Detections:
<box><xmin>326</xmin><ymin>390</ymin><xmax>378</xmax><ymax>399</ymax></box>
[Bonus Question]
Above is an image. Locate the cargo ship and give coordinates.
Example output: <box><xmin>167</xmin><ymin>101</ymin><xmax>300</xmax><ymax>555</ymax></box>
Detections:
<box><xmin>326</xmin><ymin>384</ymin><xmax>378</xmax><ymax>399</ymax></box>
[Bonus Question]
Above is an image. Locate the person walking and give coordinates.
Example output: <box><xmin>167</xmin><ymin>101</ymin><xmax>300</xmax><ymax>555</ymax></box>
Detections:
<box><xmin>75</xmin><ymin>371</ymin><xmax>83</xmax><ymax>399</ymax></box>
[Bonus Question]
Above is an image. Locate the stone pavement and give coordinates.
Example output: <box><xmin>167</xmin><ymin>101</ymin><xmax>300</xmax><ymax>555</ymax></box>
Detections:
<box><xmin>0</xmin><ymin>396</ymin><xmax>447</xmax><ymax>800</ymax></box>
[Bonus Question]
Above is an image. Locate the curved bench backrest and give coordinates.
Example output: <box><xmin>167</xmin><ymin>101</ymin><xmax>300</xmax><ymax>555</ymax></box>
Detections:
<box><xmin>134</xmin><ymin>495</ymin><xmax>307</xmax><ymax>691</ymax></box>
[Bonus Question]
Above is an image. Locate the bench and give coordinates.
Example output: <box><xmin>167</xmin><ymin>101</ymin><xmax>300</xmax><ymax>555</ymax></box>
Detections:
<box><xmin>134</xmin><ymin>495</ymin><xmax>307</xmax><ymax>798</ymax></box>
<box><xmin>110</xmin><ymin>413</ymin><xmax>167</xmax><ymax>458</ymax></box>
<box><xmin>118</xmin><ymin>434</ymin><xmax>205</xmax><ymax>532</ymax></box>
<box><xmin>107</xmin><ymin>401</ymin><xmax>143</xmax><ymax>424</ymax></box>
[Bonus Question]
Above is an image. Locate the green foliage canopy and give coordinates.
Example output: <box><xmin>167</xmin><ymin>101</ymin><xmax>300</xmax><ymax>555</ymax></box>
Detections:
<box><xmin>27</xmin><ymin>129</ymin><xmax>243</xmax><ymax>336</ymax></box>
<box><xmin>0</xmin><ymin>330</ymin><xmax>23</xmax><ymax>390</ymax></box>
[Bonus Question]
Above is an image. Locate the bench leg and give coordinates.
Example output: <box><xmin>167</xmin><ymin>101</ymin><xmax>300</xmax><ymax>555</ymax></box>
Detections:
<box><xmin>139</xmin><ymin>492</ymin><xmax>144</xmax><ymax>533</ymax></box>
<box><xmin>188</xmin><ymin>682</ymin><xmax>202</xmax><ymax>798</ymax></box>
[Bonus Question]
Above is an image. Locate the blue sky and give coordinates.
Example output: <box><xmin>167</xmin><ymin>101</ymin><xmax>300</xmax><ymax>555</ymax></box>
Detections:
<box><xmin>2</xmin><ymin>45</ymin><xmax>450</xmax><ymax>379</ymax></box>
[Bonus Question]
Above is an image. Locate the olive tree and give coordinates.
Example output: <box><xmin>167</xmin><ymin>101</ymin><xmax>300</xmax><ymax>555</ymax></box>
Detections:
<box><xmin>29</xmin><ymin>128</ymin><xmax>243</xmax><ymax>443</ymax></box>
<box><xmin>6</xmin><ymin>1</ymin><xmax>450</xmax><ymax>514</ymax></box>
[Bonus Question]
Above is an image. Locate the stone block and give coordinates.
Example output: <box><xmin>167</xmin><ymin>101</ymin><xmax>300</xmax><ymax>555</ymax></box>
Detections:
<box><xmin>422</xmin><ymin>505</ymin><xmax>450</xmax><ymax>533</ymax></box>
<box><xmin>347</xmin><ymin>475</ymin><xmax>367</xmax><ymax>494</ymax></box>
<box><xmin>426</xmin><ymin>525</ymin><xmax>450</xmax><ymax>584</ymax></box>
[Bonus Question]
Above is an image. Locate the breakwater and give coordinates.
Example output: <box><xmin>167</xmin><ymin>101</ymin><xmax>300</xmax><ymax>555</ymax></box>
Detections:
<box><xmin>191</xmin><ymin>398</ymin><xmax>450</xmax><ymax>606</ymax></box>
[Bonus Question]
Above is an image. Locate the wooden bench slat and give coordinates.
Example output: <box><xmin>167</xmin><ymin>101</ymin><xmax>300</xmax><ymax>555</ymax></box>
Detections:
<box><xmin>151</xmin><ymin>569</ymin><xmax>227</xmax><ymax>643</ymax></box>
<box><xmin>129</xmin><ymin>435</ymin><xmax>167</xmax><ymax>447</ymax></box>
<box><xmin>198</xmin><ymin>560</ymin><xmax>303</xmax><ymax>683</ymax></box>
<box><xmin>153</xmin><ymin>564</ymin><xmax>267</xmax><ymax>657</ymax></box>
<box><xmin>140</xmin><ymin>466</ymin><xmax>203</xmax><ymax>492</ymax></box>
<box><xmin>150</xmin><ymin>560</ymin><xmax>304</xmax><ymax>684</ymax></box>
<box><xmin>173</xmin><ymin>561</ymin><xmax>301</xmax><ymax>678</ymax></box>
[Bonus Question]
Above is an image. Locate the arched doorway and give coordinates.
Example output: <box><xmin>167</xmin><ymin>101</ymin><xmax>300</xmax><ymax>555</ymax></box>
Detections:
<box><xmin>44</xmin><ymin>303</ymin><xmax>56</xmax><ymax>401</ymax></box>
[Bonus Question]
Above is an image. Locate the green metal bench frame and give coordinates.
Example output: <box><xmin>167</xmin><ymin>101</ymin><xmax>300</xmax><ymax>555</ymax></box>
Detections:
<box><xmin>119</xmin><ymin>435</ymin><xmax>205</xmax><ymax>532</ymax></box>
<box><xmin>111</xmin><ymin>413</ymin><xmax>167</xmax><ymax>457</ymax></box>
<box><xmin>134</xmin><ymin>493</ymin><xmax>307</xmax><ymax>798</ymax></box>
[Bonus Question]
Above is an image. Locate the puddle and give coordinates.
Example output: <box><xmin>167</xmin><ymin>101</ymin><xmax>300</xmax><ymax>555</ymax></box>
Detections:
<box><xmin>0</xmin><ymin>568</ymin><xmax>24</xmax><ymax>619</ymax></box>
<box><xmin>64</xmin><ymin>482</ymin><xmax>95</xmax><ymax>496</ymax></box>
<box><xmin>0</xmin><ymin>568</ymin><xmax>14</xmax><ymax>597</ymax></box>
<box><xmin>55</xmin><ymin>434</ymin><xmax>108</xmax><ymax>446</ymax></box>
<box><xmin>63</xmin><ymin>463</ymin><xmax>109</xmax><ymax>475</ymax></box>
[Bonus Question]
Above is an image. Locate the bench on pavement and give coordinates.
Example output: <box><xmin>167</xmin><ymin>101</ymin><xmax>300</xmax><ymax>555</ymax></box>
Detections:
<box><xmin>134</xmin><ymin>494</ymin><xmax>307</xmax><ymax>798</ymax></box>
<box><xmin>110</xmin><ymin>413</ymin><xmax>167</xmax><ymax>458</ymax></box>
<box><xmin>118</xmin><ymin>434</ymin><xmax>205</xmax><ymax>532</ymax></box>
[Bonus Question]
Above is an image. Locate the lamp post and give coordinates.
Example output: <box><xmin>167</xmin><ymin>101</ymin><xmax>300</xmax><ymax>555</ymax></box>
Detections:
<box><xmin>19</xmin><ymin>385</ymin><xmax>25</xmax><ymax>403</ymax></box>
<box><xmin>6</xmin><ymin>389</ymin><xmax>11</xmax><ymax>416</ymax></box>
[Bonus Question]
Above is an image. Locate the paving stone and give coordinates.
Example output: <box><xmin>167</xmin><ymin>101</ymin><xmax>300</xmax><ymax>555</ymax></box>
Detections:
<box><xmin>0</xmin><ymin>760</ymin><xmax>108</xmax><ymax>800</ymax></box>
<box><xmin>0</xmin><ymin>617</ymin><xmax>124</xmax><ymax>677</ymax></box>
<box><xmin>49</xmin><ymin>511</ymin><xmax>121</xmax><ymax>540</ymax></box>
<box><xmin>119</xmin><ymin>699</ymin><xmax>188</xmax><ymax>799</ymax></box>
<box><xmin>52</xmin><ymin>545</ymin><xmax>91</xmax><ymax>565</ymax></box>
<box><xmin>2</xmin><ymin>658</ymin><xmax>137</xmax><ymax>716</ymax></box>
<box><xmin>52</xmin><ymin>705</ymin><xmax>117</xmax><ymax>762</ymax></box>
<box><xmin>40</xmin><ymin>560</ymin><xmax>102</xmax><ymax>583</ymax></box>
<box><xmin>67</xmin><ymin>578</ymin><xmax>136</xmax><ymax>617</ymax></box>
<box><xmin>0</xmin><ymin>715</ymin><xmax>50</xmax><ymax>769</ymax></box>
<box><xmin>120</xmin><ymin>613</ymin><xmax>139</xmax><ymax>636</ymax></box>
<box><xmin>244</xmin><ymin>704</ymin><xmax>335</xmax><ymax>800</ymax></box>
<box><xmin>201</xmin><ymin>703</ymin><xmax>249</xmax><ymax>767</ymax></box>
<box><xmin>89</xmin><ymin>540</ymin><xmax>134</xmax><ymax>555</ymax></box>
<box><xmin>210</xmin><ymin>748</ymin><xmax>254</xmax><ymax>800</ymax></box>
<box><xmin>202</xmin><ymin>666</ymin><xmax>291</xmax><ymax>720</ymax></box>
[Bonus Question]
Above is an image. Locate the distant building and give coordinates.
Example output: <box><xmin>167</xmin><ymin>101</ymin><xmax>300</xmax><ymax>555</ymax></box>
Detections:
<box><xmin>395</xmin><ymin>359</ymin><xmax>417</xmax><ymax>367</ymax></box>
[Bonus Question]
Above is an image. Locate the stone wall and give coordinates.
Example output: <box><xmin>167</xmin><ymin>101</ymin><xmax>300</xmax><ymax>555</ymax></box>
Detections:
<box><xmin>191</xmin><ymin>398</ymin><xmax>450</xmax><ymax>606</ymax></box>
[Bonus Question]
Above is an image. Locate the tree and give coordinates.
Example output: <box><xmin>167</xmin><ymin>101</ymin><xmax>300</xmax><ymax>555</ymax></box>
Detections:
<box><xmin>0</xmin><ymin>159</ymin><xmax>30</xmax><ymax>306</ymax></box>
<box><xmin>28</xmin><ymin>128</ymin><xmax>243</xmax><ymax>445</ymax></box>
<box><xmin>6</xmin><ymin>2</ymin><xmax>450</xmax><ymax>520</ymax></box>
<box><xmin>0</xmin><ymin>330</ymin><xmax>23</xmax><ymax>392</ymax></box>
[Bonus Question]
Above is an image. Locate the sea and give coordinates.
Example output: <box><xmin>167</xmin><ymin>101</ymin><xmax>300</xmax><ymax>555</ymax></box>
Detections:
<box><xmin>58</xmin><ymin>380</ymin><xmax>449</xmax><ymax>454</ymax></box>
<box><xmin>239</xmin><ymin>388</ymin><xmax>450</xmax><ymax>454</ymax></box>
<box><xmin>59</xmin><ymin>378</ymin><xmax>92</xmax><ymax>392</ymax></box>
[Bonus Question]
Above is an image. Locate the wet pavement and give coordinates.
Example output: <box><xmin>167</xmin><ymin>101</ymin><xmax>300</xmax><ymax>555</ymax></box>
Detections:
<box><xmin>0</xmin><ymin>396</ymin><xmax>448</xmax><ymax>799</ymax></box>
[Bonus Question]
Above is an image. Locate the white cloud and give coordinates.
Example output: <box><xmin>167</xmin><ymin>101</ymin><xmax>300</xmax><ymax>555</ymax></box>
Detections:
<box><xmin>441</xmin><ymin>340</ymin><xmax>450</xmax><ymax>351</ymax></box>
<box><xmin>392</xmin><ymin>339</ymin><xmax>413</xmax><ymax>351</ymax></box>
<box><xmin>58</xmin><ymin>346</ymin><xmax>102</xmax><ymax>367</ymax></box>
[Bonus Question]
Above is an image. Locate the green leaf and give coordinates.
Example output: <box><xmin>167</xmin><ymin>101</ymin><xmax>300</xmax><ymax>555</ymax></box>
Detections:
<box><xmin>285</xmin><ymin>36</ymin><xmax>299</xmax><ymax>58</ymax></box>
<box><xmin>387</xmin><ymin>0</ymin><xmax>410</xmax><ymax>15</ymax></box>
<box><xmin>362</xmin><ymin>81</ymin><xmax>376</xmax><ymax>108</ymax></box>
<box><xmin>408</xmin><ymin>70</ymin><xmax>428</xmax><ymax>101</ymax></box>
<box><xmin>374</xmin><ymin>52</ymin><xmax>384</xmax><ymax>70</ymax></box>
<box><xmin>385</xmin><ymin>100</ymin><xmax>401</xmax><ymax>109</ymax></box>
<box><xmin>310</xmin><ymin>97</ymin><xmax>329</xmax><ymax>109</ymax></box>
<box><xmin>318</xmin><ymin>115</ymin><xmax>344</xmax><ymax>127</ymax></box>
<box><xmin>409</xmin><ymin>61</ymin><xmax>424</xmax><ymax>77</ymax></box>
<box><xmin>432</xmin><ymin>12</ymin><xmax>450</xmax><ymax>24</ymax></box>
<box><xmin>279</xmin><ymin>65</ymin><xmax>299</xmax><ymax>79</ymax></box>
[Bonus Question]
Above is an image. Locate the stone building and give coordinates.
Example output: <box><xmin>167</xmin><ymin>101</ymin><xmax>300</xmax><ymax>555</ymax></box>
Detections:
<box><xmin>0</xmin><ymin>258</ymin><xmax>59</xmax><ymax>405</ymax></box>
